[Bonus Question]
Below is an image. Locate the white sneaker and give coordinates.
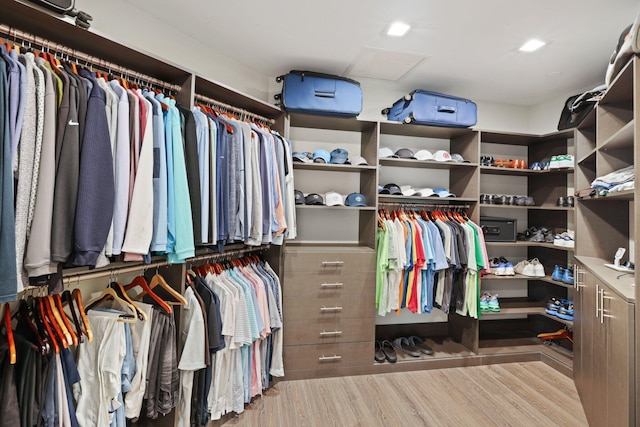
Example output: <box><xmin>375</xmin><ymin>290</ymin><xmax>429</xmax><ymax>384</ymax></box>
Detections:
<box><xmin>549</xmin><ymin>155</ymin><xmax>561</xmax><ymax>169</ymax></box>
<box><xmin>522</xmin><ymin>262</ymin><xmax>537</xmax><ymax>277</ymax></box>
<box><xmin>514</xmin><ymin>260</ymin><xmax>529</xmax><ymax>275</ymax></box>
<box><xmin>559</xmin><ymin>232</ymin><xmax>575</xmax><ymax>248</ymax></box>
<box><xmin>560</xmin><ymin>154</ymin><xmax>574</xmax><ymax>168</ymax></box>
<box><xmin>553</xmin><ymin>234</ymin><xmax>564</xmax><ymax>246</ymax></box>
<box><xmin>530</xmin><ymin>258</ymin><xmax>546</xmax><ymax>277</ymax></box>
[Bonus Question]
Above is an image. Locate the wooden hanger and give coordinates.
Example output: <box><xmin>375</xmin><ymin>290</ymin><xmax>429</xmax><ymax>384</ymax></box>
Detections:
<box><xmin>46</xmin><ymin>295</ymin><xmax>73</xmax><ymax>346</ymax></box>
<box><xmin>1</xmin><ymin>303</ymin><xmax>16</xmax><ymax>364</ymax></box>
<box><xmin>53</xmin><ymin>294</ymin><xmax>78</xmax><ymax>346</ymax></box>
<box><xmin>41</xmin><ymin>296</ymin><xmax>69</xmax><ymax>349</ymax></box>
<box><xmin>124</xmin><ymin>276</ymin><xmax>172</xmax><ymax>314</ymax></box>
<box><xmin>15</xmin><ymin>299</ymin><xmax>47</xmax><ymax>354</ymax></box>
<box><xmin>85</xmin><ymin>287</ymin><xmax>138</xmax><ymax>323</ymax></box>
<box><xmin>146</xmin><ymin>274</ymin><xmax>186</xmax><ymax>306</ymax></box>
<box><xmin>109</xmin><ymin>282</ymin><xmax>146</xmax><ymax>321</ymax></box>
<box><xmin>72</xmin><ymin>289</ymin><xmax>93</xmax><ymax>342</ymax></box>
<box><xmin>61</xmin><ymin>290</ymin><xmax>85</xmax><ymax>344</ymax></box>
<box><xmin>35</xmin><ymin>297</ymin><xmax>60</xmax><ymax>354</ymax></box>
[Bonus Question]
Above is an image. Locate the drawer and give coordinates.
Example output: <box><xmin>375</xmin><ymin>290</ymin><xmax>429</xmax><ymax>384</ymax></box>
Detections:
<box><xmin>284</xmin><ymin>248</ymin><xmax>376</xmax><ymax>274</ymax></box>
<box><xmin>283</xmin><ymin>292</ymin><xmax>375</xmax><ymax>321</ymax></box>
<box><xmin>284</xmin><ymin>318</ymin><xmax>374</xmax><ymax>345</ymax></box>
<box><xmin>283</xmin><ymin>271</ymin><xmax>375</xmax><ymax>297</ymax></box>
<box><xmin>283</xmin><ymin>341</ymin><xmax>372</xmax><ymax>371</ymax></box>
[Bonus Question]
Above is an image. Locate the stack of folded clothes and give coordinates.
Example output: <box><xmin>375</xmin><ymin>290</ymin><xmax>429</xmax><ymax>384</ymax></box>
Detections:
<box><xmin>591</xmin><ymin>165</ymin><xmax>634</xmax><ymax>194</ymax></box>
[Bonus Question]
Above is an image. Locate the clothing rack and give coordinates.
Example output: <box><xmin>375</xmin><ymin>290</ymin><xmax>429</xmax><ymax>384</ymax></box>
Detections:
<box><xmin>51</xmin><ymin>245</ymin><xmax>270</xmax><ymax>286</ymax></box>
<box><xmin>378</xmin><ymin>202</ymin><xmax>471</xmax><ymax>211</ymax></box>
<box><xmin>0</xmin><ymin>24</ymin><xmax>181</xmax><ymax>94</ymax></box>
<box><xmin>194</xmin><ymin>92</ymin><xmax>275</xmax><ymax>125</ymax></box>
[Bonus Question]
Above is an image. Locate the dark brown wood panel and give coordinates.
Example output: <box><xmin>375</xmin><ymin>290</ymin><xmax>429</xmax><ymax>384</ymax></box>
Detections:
<box><xmin>283</xmin><ymin>293</ymin><xmax>375</xmax><ymax>321</ymax></box>
<box><xmin>283</xmin><ymin>271</ymin><xmax>374</xmax><ymax>296</ymax></box>
<box><xmin>284</xmin><ymin>318</ymin><xmax>375</xmax><ymax>345</ymax></box>
<box><xmin>283</xmin><ymin>341</ymin><xmax>372</xmax><ymax>371</ymax></box>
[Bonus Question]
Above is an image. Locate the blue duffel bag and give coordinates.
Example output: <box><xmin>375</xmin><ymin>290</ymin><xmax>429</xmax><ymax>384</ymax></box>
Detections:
<box><xmin>382</xmin><ymin>90</ymin><xmax>477</xmax><ymax>127</ymax></box>
<box><xmin>275</xmin><ymin>70</ymin><xmax>362</xmax><ymax>117</ymax></box>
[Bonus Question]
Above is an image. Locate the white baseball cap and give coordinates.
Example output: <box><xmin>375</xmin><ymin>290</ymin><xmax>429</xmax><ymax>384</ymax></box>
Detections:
<box><xmin>433</xmin><ymin>150</ymin><xmax>454</xmax><ymax>162</ymax></box>
<box><xmin>324</xmin><ymin>191</ymin><xmax>345</xmax><ymax>206</ymax></box>
<box><xmin>379</xmin><ymin>147</ymin><xmax>398</xmax><ymax>158</ymax></box>
<box><xmin>351</xmin><ymin>156</ymin><xmax>369</xmax><ymax>165</ymax></box>
<box><xmin>415</xmin><ymin>188</ymin><xmax>435</xmax><ymax>197</ymax></box>
<box><xmin>415</xmin><ymin>150</ymin><xmax>434</xmax><ymax>161</ymax></box>
<box><xmin>400</xmin><ymin>185</ymin><xmax>418</xmax><ymax>196</ymax></box>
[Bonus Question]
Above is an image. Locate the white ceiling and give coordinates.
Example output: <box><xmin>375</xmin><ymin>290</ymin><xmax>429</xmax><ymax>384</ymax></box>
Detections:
<box><xmin>125</xmin><ymin>0</ymin><xmax>639</xmax><ymax>106</ymax></box>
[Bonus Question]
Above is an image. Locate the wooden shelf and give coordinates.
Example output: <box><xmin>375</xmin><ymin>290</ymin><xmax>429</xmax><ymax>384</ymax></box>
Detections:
<box><xmin>482</xmin><ymin>274</ymin><xmax>574</xmax><ymax>288</ymax></box>
<box><xmin>379</xmin><ymin>122</ymin><xmax>474</xmax><ymax>139</ymax></box>
<box><xmin>378</xmin><ymin>195</ymin><xmax>477</xmax><ymax>204</ymax></box>
<box><xmin>289</xmin><ymin>114</ymin><xmax>376</xmax><ymax>132</ymax></box>
<box><xmin>479</xmin><ymin>129</ymin><xmax>574</xmax><ymax>146</ymax></box>
<box><xmin>481</xmin><ymin>306</ymin><xmax>573</xmax><ymax>327</ymax></box>
<box><xmin>194</xmin><ymin>76</ymin><xmax>282</xmax><ymax>118</ymax></box>
<box><xmin>599</xmin><ymin>120</ymin><xmax>634</xmax><ymax>151</ymax></box>
<box><xmin>293</xmin><ymin>163</ymin><xmax>376</xmax><ymax>172</ymax></box>
<box><xmin>485</xmin><ymin>241</ymin><xmax>574</xmax><ymax>252</ymax></box>
<box><xmin>577</xmin><ymin>148</ymin><xmax>597</xmax><ymax>166</ymax></box>
<box><xmin>579</xmin><ymin>189</ymin><xmax>634</xmax><ymax>201</ymax></box>
<box><xmin>480</xmin><ymin>166</ymin><xmax>574</xmax><ymax>176</ymax></box>
<box><xmin>480</xmin><ymin>204</ymin><xmax>574</xmax><ymax>211</ymax></box>
<box><xmin>379</xmin><ymin>158</ymin><xmax>477</xmax><ymax>170</ymax></box>
<box><xmin>295</xmin><ymin>205</ymin><xmax>376</xmax><ymax>211</ymax></box>
<box><xmin>600</xmin><ymin>58</ymin><xmax>634</xmax><ymax>105</ymax></box>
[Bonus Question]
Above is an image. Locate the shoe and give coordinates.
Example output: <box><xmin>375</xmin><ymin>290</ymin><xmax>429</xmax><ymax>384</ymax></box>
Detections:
<box><xmin>380</xmin><ymin>340</ymin><xmax>397</xmax><ymax>363</ymax></box>
<box><xmin>524</xmin><ymin>197</ymin><xmax>535</xmax><ymax>206</ymax></box>
<box><xmin>514</xmin><ymin>259</ymin><xmax>529</xmax><ymax>275</ymax></box>
<box><xmin>529</xmin><ymin>231</ymin><xmax>545</xmax><ymax>242</ymax></box>
<box><xmin>480</xmin><ymin>293</ymin><xmax>490</xmax><ymax>312</ymax></box>
<box><xmin>480</xmin><ymin>194</ymin><xmax>491</xmax><ymax>204</ymax></box>
<box><xmin>556</xmin><ymin>302</ymin><xmax>574</xmax><ymax>321</ymax></box>
<box><xmin>530</xmin><ymin>258</ymin><xmax>546</xmax><ymax>277</ymax></box>
<box><xmin>562</xmin><ymin>267</ymin><xmax>574</xmax><ymax>285</ymax></box>
<box><xmin>511</xmin><ymin>159</ymin><xmax>527</xmax><ymax>169</ymax></box>
<box><xmin>497</xmin><ymin>257</ymin><xmax>514</xmax><ymax>276</ymax></box>
<box><xmin>487</xmin><ymin>294</ymin><xmax>501</xmax><ymax>312</ymax></box>
<box><xmin>374</xmin><ymin>341</ymin><xmax>386</xmax><ymax>363</ymax></box>
<box><xmin>521</xmin><ymin>261</ymin><xmax>538</xmax><ymax>277</ymax></box>
<box><xmin>541</xmin><ymin>161</ymin><xmax>550</xmax><ymax>170</ymax></box>
<box><xmin>494</xmin><ymin>158</ymin><xmax>510</xmax><ymax>168</ymax></box>
<box><xmin>556</xmin><ymin>196</ymin><xmax>567</xmax><ymax>207</ymax></box>
<box><xmin>553</xmin><ymin>234</ymin><xmax>565</xmax><ymax>247</ymax></box>
<box><xmin>530</xmin><ymin>162</ymin><xmax>542</xmax><ymax>171</ymax></box>
<box><xmin>393</xmin><ymin>337</ymin><xmax>421</xmax><ymax>357</ymax></box>
<box><xmin>537</xmin><ymin>329</ymin><xmax>573</xmax><ymax>342</ymax></box>
<box><xmin>489</xmin><ymin>258</ymin><xmax>500</xmax><ymax>275</ymax></box>
<box><xmin>549</xmin><ymin>155</ymin><xmax>561</xmax><ymax>169</ymax></box>
<box><xmin>506</xmin><ymin>195</ymin><xmax>518</xmax><ymax>205</ymax></box>
<box><xmin>567</xmin><ymin>196</ymin><xmax>575</xmax><ymax>207</ymax></box>
<box><xmin>545</xmin><ymin>297</ymin><xmax>561</xmax><ymax>316</ymax></box>
<box><xmin>562</xmin><ymin>230</ymin><xmax>575</xmax><ymax>248</ymax></box>
<box><xmin>560</xmin><ymin>154</ymin><xmax>574</xmax><ymax>168</ymax></box>
<box><xmin>551</xmin><ymin>265</ymin><xmax>564</xmax><ymax>282</ymax></box>
<box><xmin>491</xmin><ymin>195</ymin><xmax>507</xmax><ymax>205</ymax></box>
<box><xmin>544</xmin><ymin>231</ymin><xmax>555</xmax><ymax>243</ymax></box>
<box><xmin>407</xmin><ymin>336</ymin><xmax>434</xmax><ymax>355</ymax></box>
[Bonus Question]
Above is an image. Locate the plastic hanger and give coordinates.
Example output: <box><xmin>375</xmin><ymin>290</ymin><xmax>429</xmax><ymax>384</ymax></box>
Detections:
<box><xmin>72</xmin><ymin>289</ymin><xmax>93</xmax><ymax>342</ymax></box>
<box><xmin>124</xmin><ymin>276</ymin><xmax>172</xmax><ymax>315</ymax></box>
<box><xmin>1</xmin><ymin>303</ymin><xmax>16</xmax><ymax>364</ymax></box>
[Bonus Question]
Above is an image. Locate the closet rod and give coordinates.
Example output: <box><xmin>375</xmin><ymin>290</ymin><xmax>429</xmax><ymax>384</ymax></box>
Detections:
<box><xmin>60</xmin><ymin>245</ymin><xmax>270</xmax><ymax>285</ymax></box>
<box><xmin>0</xmin><ymin>24</ymin><xmax>182</xmax><ymax>94</ymax></box>
<box><xmin>378</xmin><ymin>202</ymin><xmax>471</xmax><ymax>210</ymax></box>
<box><xmin>194</xmin><ymin>93</ymin><xmax>276</xmax><ymax>125</ymax></box>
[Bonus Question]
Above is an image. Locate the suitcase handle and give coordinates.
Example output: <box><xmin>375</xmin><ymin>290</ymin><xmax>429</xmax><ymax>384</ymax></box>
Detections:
<box><xmin>437</xmin><ymin>105</ymin><xmax>456</xmax><ymax>113</ymax></box>
<box><xmin>314</xmin><ymin>90</ymin><xmax>336</xmax><ymax>99</ymax></box>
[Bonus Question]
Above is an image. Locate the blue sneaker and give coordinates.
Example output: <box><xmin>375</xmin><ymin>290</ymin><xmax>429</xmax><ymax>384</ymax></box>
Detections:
<box><xmin>545</xmin><ymin>298</ymin><xmax>561</xmax><ymax>316</ymax></box>
<box><xmin>556</xmin><ymin>302</ymin><xmax>574</xmax><ymax>321</ymax></box>
<box><xmin>562</xmin><ymin>268</ymin><xmax>574</xmax><ymax>285</ymax></box>
<box><xmin>530</xmin><ymin>161</ymin><xmax>542</xmax><ymax>171</ymax></box>
<box><xmin>551</xmin><ymin>265</ymin><xmax>564</xmax><ymax>282</ymax></box>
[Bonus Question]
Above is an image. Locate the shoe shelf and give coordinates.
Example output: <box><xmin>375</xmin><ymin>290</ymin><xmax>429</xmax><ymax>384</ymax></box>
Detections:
<box><xmin>378</xmin><ymin>158</ymin><xmax>478</xmax><ymax>170</ymax></box>
<box><xmin>482</xmin><ymin>274</ymin><xmax>574</xmax><ymax>289</ymax></box>
<box><xmin>578</xmin><ymin>189</ymin><xmax>634</xmax><ymax>201</ymax></box>
<box><xmin>293</xmin><ymin>163</ymin><xmax>377</xmax><ymax>172</ymax></box>
<box><xmin>481</xmin><ymin>304</ymin><xmax>573</xmax><ymax>328</ymax></box>
<box><xmin>479</xmin><ymin>204</ymin><xmax>574</xmax><ymax>211</ymax></box>
<box><xmin>480</xmin><ymin>166</ymin><xmax>574</xmax><ymax>176</ymax></box>
<box><xmin>485</xmin><ymin>241</ymin><xmax>574</xmax><ymax>252</ymax></box>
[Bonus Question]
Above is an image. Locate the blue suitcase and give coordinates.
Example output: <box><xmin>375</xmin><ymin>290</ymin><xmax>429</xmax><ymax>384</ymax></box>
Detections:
<box><xmin>275</xmin><ymin>71</ymin><xmax>362</xmax><ymax>117</ymax></box>
<box><xmin>383</xmin><ymin>90</ymin><xmax>477</xmax><ymax>127</ymax></box>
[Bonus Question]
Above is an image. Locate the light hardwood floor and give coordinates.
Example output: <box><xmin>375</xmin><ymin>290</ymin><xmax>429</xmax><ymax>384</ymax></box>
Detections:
<box><xmin>221</xmin><ymin>362</ymin><xmax>587</xmax><ymax>426</ymax></box>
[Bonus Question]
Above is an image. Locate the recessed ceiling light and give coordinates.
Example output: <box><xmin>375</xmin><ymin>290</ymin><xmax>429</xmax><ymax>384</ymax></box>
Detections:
<box><xmin>387</xmin><ymin>22</ymin><xmax>410</xmax><ymax>37</ymax></box>
<box><xmin>519</xmin><ymin>39</ymin><xmax>546</xmax><ymax>52</ymax></box>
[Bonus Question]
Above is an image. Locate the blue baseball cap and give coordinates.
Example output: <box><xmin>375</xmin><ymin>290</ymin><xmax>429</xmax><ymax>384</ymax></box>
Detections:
<box><xmin>313</xmin><ymin>149</ymin><xmax>331</xmax><ymax>164</ymax></box>
<box><xmin>330</xmin><ymin>148</ymin><xmax>349</xmax><ymax>164</ymax></box>
<box><xmin>345</xmin><ymin>192</ymin><xmax>367</xmax><ymax>207</ymax></box>
<box><xmin>433</xmin><ymin>188</ymin><xmax>456</xmax><ymax>198</ymax></box>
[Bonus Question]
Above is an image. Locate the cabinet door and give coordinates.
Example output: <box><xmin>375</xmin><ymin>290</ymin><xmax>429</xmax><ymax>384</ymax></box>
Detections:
<box><xmin>590</xmin><ymin>279</ymin><xmax>609</xmax><ymax>427</ymax></box>
<box><xmin>572</xmin><ymin>264</ymin><xmax>591</xmax><ymax>409</ymax></box>
<box><xmin>602</xmin><ymin>285</ymin><xmax>635</xmax><ymax>426</ymax></box>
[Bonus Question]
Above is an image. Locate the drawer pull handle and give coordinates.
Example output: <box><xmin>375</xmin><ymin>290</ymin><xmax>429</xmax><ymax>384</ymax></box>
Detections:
<box><xmin>320</xmin><ymin>330</ymin><xmax>343</xmax><ymax>336</ymax></box>
<box><xmin>320</xmin><ymin>306</ymin><xmax>343</xmax><ymax>312</ymax></box>
<box><xmin>318</xmin><ymin>355</ymin><xmax>342</xmax><ymax>361</ymax></box>
<box><xmin>320</xmin><ymin>282</ymin><xmax>343</xmax><ymax>288</ymax></box>
<box><xmin>321</xmin><ymin>261</ymin><xmax>344</xmax><ymax>266</ymax></box>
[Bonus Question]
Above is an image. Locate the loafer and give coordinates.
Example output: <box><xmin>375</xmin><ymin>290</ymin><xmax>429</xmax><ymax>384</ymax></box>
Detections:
<box><xmin>381</xmin><ymin>340</ymin><xmax>397</xmax><ymax>363</ymax></box>
<box><xmin>374</xmin><ymin>341</ymin><xmax>386</xmax><ymax>363</ymax></box>
<box><xmin>393</xmin><ymin>337</ymin><xmax>421</xmax><ymax>357</ymax></box>
<box><xmin>407</xmin><ymin>336</ymin><xmax>434</xmax><ymax>355</ymax></box>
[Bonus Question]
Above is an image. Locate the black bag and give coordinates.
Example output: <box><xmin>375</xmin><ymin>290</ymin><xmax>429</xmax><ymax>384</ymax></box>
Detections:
<box><xmin>557</xmin><ymin>85</ymin><xmax>606</xmax><ymax>131</ymax></box>
<box><xmin>21</xmin><ymin>0</ymin><xmax>92</xmax><ymax>28</ymax></box>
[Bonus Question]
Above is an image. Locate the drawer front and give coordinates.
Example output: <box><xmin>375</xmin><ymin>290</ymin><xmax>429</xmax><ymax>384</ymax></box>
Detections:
<box><xmin>284</xmin><ymin>318</ymin><xmax>374</xmax><ymax>345</ymax></box>
<box><xmin>284</xmin><ymin>250</ymin><xmax>376</xmax><ymax>274</ymax></box>
<box><xmin>283</xmin><ymin>271</ymin><xmax>375</xmax><ymax>296</ymax></box>
<box><xmin>283</xmin><ymin>341</ymin><xmax>372</xmax><ymax>371</ymax></box>
<box><xmin>283</xmin><ymin>292</ymin><xmax>375</xmax><ymax>321</ymax></box>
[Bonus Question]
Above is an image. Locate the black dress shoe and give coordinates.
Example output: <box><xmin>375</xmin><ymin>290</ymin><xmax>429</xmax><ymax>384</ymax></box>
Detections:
<box><xmin>492</xmin><ymin>195</ymin><xmax>506</xmax><ymax>205</ymax></box>
<box><xmin>393</xmin><ymin>337</ymin><xmax>421</xmax><ymax>357</ymax></box>
<box><xmin>381</xmin><ymin>340</ymin><xmax>397</xmax><ymax>363</ymax></box>
<box><xmin>374</xmin><ymin>341</ymin><xmax>386</xmax><ymax>363</ymax></box>
<box><xmin>408</xmin><ymin>336</ymin><xmax>434</xmax><ymax>355</ymax></box>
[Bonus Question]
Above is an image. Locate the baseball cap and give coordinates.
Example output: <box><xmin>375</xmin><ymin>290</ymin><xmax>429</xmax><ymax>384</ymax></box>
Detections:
<box><xmin>451</xmin><ymin>153</ymin><xmax>470</xmax><ymax>163</ymax></box>
<box><xmin>395</xmin><ymin>148</ymin><xmax>416</xmax><ymax>159</ymax></box>
<box><xmin>400</xmin><ymin>185</ymin><xmax>418</xmax><ymax>196</ymax></box>
<box><xmin>379</xmin><ymin>183</ymin><xmax>402</xmax><ymax>195</ymax></box>
<box><xmin>379</xmin><ymin>147</ymin><xmax>398</xmax><ymax>158</ymax></box>
<box><xmin>350</xmin><ymin>156</ymin><xmax>369</xmax><ymax>165</ymax></box>
<box><xmin>292</xmin><ymin>151</ymin><xmax>313</xmax><ymax>163</ymax></box>
<box><xmin>329</xmin><ymin>148</ymin><xmax>349</xmax><ymax>164</ymax></box>
<box><xmin>294</xmin><ymin>189</ymin><xmax>305</xmax><ymax>204</ymax></box>
<box><xmin>305</xmin><ymin>193</ymin><xmax>324</xmax><ymax>205</ymax></box>
<box><xmin>345</xmin><ymin>192</ymin><xmax>367</xmax><ymax>207</ymax></box>
<box><xmin>324</xmin><ymin>191</ymin><xmax>344</xmax><ymax>206</ymax></box>
<box><xmin>433</xmin><ymin>150</ymin><xmax>454</xmax><ymax>162</ymax></box>
<box><xmin>415</xmin><ymin>188</ymin><xmax>435</xmax><ymax>197</ymax></box>
<box><xmin>313</xmin><ymin>149</ymin><xmax>331</xmax><ymax>163</ymax></box>
<box><xmin>433</xmin><ymin>187</ymin><xmax>456</xmax><ymax>197</ymax></box>
<box><xmin>415</xmin><ymin>150</ymin><xmax>434</xmax><ymax>161</ymax></box>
